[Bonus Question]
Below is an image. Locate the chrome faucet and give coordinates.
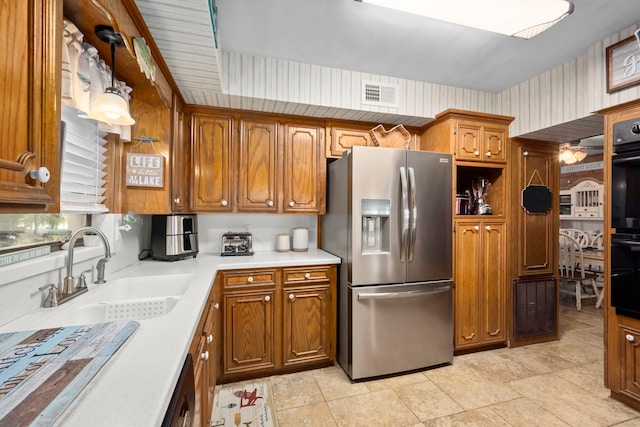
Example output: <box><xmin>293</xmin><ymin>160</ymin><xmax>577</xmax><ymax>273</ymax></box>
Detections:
<box><xmin>60</xmin><ymin>226</ymin><xmax>111</xmax><ymax>302</ymax></box>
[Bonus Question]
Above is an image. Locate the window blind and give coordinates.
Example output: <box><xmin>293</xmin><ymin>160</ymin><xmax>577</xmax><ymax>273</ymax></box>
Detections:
<box><xmin>61</xmin><ymin>105</ymin><xmax>108</xmax><ymax>213</ymax></box>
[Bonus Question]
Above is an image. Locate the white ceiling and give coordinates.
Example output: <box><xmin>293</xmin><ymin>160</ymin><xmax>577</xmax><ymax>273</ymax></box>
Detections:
<box><xmin>134</xmin><ymin>0</ymin><xmax>639</xmax><ymax>143</ymax></box>
<box><xmin>215</xmin><ymin>0</ymin><xmax>639</xmax><ymax>93</ymax></box>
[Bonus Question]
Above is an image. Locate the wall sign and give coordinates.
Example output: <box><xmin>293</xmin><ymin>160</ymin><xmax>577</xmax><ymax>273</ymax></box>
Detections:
<box><xmin>606</xmin><ymin>32</ymin><xmax>640</xmax><ymax>93</ymax></box>
<box><xmin>126</xmin><ymin>153</ymin><xmax>164</xmax><ymax>187</ymax></box>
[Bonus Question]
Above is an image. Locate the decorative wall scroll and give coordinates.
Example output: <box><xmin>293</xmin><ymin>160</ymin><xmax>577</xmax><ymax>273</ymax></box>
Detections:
<box><xmin>126</xmin><ymin>153</ymin><xmax>164</xmax><ymax>187</ymax></box>
<box><xmin>606</xmin><ymin>32</ymin><xmax>640</xmax><ymax>93</ymax></box>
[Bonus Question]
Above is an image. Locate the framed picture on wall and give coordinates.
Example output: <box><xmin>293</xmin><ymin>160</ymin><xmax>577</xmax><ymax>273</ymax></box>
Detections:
<box><xmin>606</xmin><ymin>31</ymin><xmax>640</xmax><ymax>93</ymax></box>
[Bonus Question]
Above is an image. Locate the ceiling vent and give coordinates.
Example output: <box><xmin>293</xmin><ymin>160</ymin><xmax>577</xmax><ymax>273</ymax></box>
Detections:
<box><xmin>361</xmin><ymin>81</ymin><xmax>399</xmax><ymax>108</ymax></box>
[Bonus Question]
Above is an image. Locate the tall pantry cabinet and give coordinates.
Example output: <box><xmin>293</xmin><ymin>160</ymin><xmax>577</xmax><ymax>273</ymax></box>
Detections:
<box><xmin>509</xmin><ymin>138</ymin><xmax>559</xmax><ymax>346</ymax></box>
<box><xmin>421</xmin><ymin>109</ymin><xmax>514</xmax><ymax>352</ymax></box>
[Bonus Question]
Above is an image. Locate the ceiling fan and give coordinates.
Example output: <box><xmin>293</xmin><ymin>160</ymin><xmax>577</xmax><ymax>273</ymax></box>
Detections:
<box><xmin>559</xmin><ymin>142</ymin><xmax>588</xmax><ymax>164</ymax></box>
<box><xmin>559</xmin><ymin>135</ymin><xmax>604</xmax><ymax>164</ymax></box>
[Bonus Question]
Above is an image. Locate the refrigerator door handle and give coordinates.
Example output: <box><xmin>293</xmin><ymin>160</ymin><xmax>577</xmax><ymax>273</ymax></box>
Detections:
<box><xmin>400</xmin><ymin>166</ymin><xmax>409</xmax><ymax>261</ymax></box>
<box><xmin>408</xmin><ymin>167</ymin><xmax>417</xmax><ymax>261</ymax></box>
<box><xmin>357</xmin><ymin>284</ymin><xmax>453</xmax><ymax>300</ymax></box>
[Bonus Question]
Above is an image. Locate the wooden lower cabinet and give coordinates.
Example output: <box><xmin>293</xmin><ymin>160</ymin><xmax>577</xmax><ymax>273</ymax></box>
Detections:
<box><xmin>617</xmin><ymin>321</ymin><xmax>640</xmax><ymax>402</ymax></box>
<box><xmin>223</xmin><ymin>289</ymin><xmax>276</xmax><ymax>374</ymax></box>
<box><xmin>282</xmin><ymin>266</ymin><xmax>336</xmax><ymax>366</ymax></box>
<box><xmin>190</xmin><ymin>291</ymin><xmax>217</xmax><ymax>427</ymax></box>
<box><xmin>454</xmin><ymin>219</ymin><xmax>506</xmax><ymax>351</ymax></box>
<box><xmin>217</xmin><ymin>265</ymin><xmax>336</xmax><ymax>382</ymax></box>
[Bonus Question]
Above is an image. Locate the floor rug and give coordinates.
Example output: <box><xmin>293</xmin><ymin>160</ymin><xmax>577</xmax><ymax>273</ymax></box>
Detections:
<box><xmin>211</xmin><ymin>380</ymin><xmax>276</xmax><ymax>427</ymax></box>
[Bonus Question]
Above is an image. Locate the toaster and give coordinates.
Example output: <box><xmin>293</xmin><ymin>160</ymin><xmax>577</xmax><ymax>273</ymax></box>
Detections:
<box><xmin>221</xmin><ymin>232</ymin><xmax>254</xmax><ymax>256</ymax></box>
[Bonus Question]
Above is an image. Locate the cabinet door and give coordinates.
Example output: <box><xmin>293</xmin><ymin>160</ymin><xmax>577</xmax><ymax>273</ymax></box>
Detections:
<box><xmin>454</xmin><ymin>220</ymin><xmax>482</xmax><ymax>348</ymax></box>
<box><xmin>202</xmin><ymin>303</ymin><xmax>216</xmax><ymax>427</ymax></box>
<box><xmin>283</xmin><ymin>123</ymin><xmax>325</xmax><ymax>213</ymax></box>
<box><xmin>191</xmin><ymin>114</ymin><xmax>233</xmax><ymax>211</ymax></box>
<box><xmin>455</xmin><ymin>122</ymin><xmax>482</xmax><ymax>162</ymax></box>
<box><xmin>481</xmin><ymin>221</ymin><xmax>506</xmax><ymax>343</ymax></box>
<box><xmin>326</xmin><ymin>124</ymin><xmax>375</xmax><ymax>158</ymax></box>
<box><xmin>223</xmin><ymin>290</ymin><xmax>276</xmax><ymax>375</ymax></box>
<box><xmin>483</xmin><ymin>126</ymin><xmax>507</xmax><ymax>163</ymax></box>
<box><xmin>192</xmin><ymin>336</ymin><xmax>206</xmax><ymax>427</ymax></box>
<box><xmin>171</xmin><ymin>95</ymin><xmax>186</xmax><ymax>212</ymax></box>
<box><xmin>0</xmin><ymin>0</ymin><xmax>60</xmax><ymax>211</ymax></box>
<box><xmin>513</xmin><ymin>142</ymin><xmax>557</xmax><ymax>276</ymax></box>
<box><xmin>238</xmin><ymin>119</ymin><xmax>278</xmax><ymax>212</ymax></box>
<box><xmin>620</xmin><ymin>324</ymin><xmax>640</xmax><ymax>401</ymax></box>
<box><xmin>283</xmin><ymin>285</ymin><xmax>333</xmax><ymax>366</ymax></box>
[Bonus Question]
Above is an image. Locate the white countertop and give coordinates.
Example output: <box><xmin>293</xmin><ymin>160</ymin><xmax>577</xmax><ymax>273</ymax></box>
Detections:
<box><xmin>0</xmin><ymin>249</ymin><xmax>340</xmax><ymax>427</ymax></box>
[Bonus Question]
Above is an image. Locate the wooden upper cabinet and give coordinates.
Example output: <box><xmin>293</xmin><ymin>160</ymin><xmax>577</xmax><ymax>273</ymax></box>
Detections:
<box><xmin>190</xmin><ymin>114</ymin><xmax>234</xmax><ymax>212</ymax></box>
<box><xmin>0</xmin><ymin>0</ymin><xmax>61</xmax><ymax>212</ymax></box>
<box><xmin>238</xmin><ymin>118</ymin><xmax>278</xmax><ymax>212</ymax></box>
<box><xmin>283</xmin><ymin>123</ymin><xmax>325</xmax><ymax>214</ymax></box>
<box><xmin>455</xmin><ymin>121</ymin><xmax>507</xmax><ymax>163</ymax></box>
<box><xmin>326</xmin><ymin>123</ymin><xmax>375</xmax><ymax>159</ymax></box>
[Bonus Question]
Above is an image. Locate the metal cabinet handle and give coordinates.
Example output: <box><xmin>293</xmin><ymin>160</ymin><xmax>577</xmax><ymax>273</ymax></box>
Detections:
<box><xmin>214</xmin><ymin>303</ymin><xmax>219</xmax><ymax>309</ymax></box>
<box><xmin>221</xmin><ymin>199</ymin><xmax>228</xmax><ymax>206</ymax></box>
<box><xmin>485</xmin><ymin>225</ymin><xmax>491</xmax><ymax>231</ymax></box>
<box><xmin>289</xmin><ymin>201</ymin><xmax>295</xmax><ymax>207</ymax></box>
<box><xmin>206</xmin><ymin>334</ymin><xmax>213</xmax><ymax>344</ymax></box>
<box><xmin>201</xmin><ymin>350</ymin><xmax>209</xmax><ymax>361</ymax></box>
<box><xmin>523</xmin><ymin>150</ymin><xmax>529</xmax><ymax>157</ymax></box>
<box><xmin>289</xmin><ymin>294</ymin><xmax>295</xmax><ymax>300</ymax></box>
<box><xmin>264</xmin><ymin>295</ymin><xmax>270</xmax><ymax>302</ymax></box>
<box><xmin>474</xmin><ymin>225</ymin><xmax>480</xmax><ymax>231</ymax></box>
<box><xmin>474</xmin><ymin>150</ymin><xmax>480</xmax><ymax>156</ymax></box>
<box><xmin>247</xmin><ymin>277</ymin><xmax>254</xmax><ymax>283</ymax></box>
<box><xmin>267</xmin><ymin>200</ymin><xmax>274</xmax><ymax>207</ymax></box>
<box><xmin>627</xmin><ymin>334</ymin><xmax>635</xmax><ymax>342</ymax></box>
<box><xmin>486</xmin><ymin>151</ymin><xmax>492</xmax><ymax>157</ymax></box>
<box><xmin>304</xmin><ymin>273</ymin><xmax>311</xmax><ymax>279</ymax></box>
<box><xmin>173</xmin><ymin>197</ymin><xmax>181</xmax><ymax>204</ymax></box>
<box><xmin>30</xmin><ymin>166</ymin><xmax>51</xmax><ymax>183</ymax></box>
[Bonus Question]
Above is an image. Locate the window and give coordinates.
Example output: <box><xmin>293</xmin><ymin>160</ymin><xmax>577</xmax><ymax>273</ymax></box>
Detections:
<box><xmin>0</xmin><ymin>214</ymin><xmax>86</xmax><ymax>252</ymax></box>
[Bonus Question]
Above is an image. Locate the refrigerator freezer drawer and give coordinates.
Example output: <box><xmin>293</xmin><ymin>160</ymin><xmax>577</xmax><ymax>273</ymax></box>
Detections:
<box><xmin>346</xmin><ymin>281</ymin><xmax>453</xmax><ymax>380</ymax></box>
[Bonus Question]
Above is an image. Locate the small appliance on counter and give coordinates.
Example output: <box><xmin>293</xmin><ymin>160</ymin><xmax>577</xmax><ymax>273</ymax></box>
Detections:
<box><xmin>151</xmin><ymin>214</ymin><xmax>199</xmax><ymax>261</ymax></box>
<box><xmin>276</xmin><ymin>234</ymin><xmax>290</xmax><ymax>252</ymax></box>
<box><xmin>292</xmin><ymin>227</ymin><xmax>309</xmax><ymax>252</ymax></box>
<box><xmin>221</xmin><ymin>232</ymin><xmax>254</xmax><ymax>256</ymax></box>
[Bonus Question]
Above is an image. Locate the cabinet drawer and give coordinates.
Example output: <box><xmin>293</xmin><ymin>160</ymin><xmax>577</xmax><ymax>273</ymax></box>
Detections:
<box><xmin>221</xmin><ymin>269</ymin><xmax>277</xmax><ymax>288</ymax></box>
<box><xmin>283</xmin><ymin>266</ymin><xmax>331</xmax><ymax>285</ymax></box>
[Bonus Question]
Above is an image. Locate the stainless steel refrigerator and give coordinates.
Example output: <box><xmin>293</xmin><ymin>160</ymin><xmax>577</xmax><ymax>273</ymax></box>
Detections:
<box><xmin>322</xmin><ymin>145</ymin><xmax>453</xmax><ymax>380</ymax></box>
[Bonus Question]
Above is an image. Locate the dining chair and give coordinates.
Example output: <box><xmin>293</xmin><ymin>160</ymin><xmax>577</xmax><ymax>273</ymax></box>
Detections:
<box><xmin>558</xmin><ymin>233</ymin><xmax>600</xmax><ymax>310</ymax></box>
<box><xmin>591</xmin><ymin>232</ymin><xmax>604</xmax><ymax>249</ymax></box>
<box><xmin>560</xmin><ymin>228</ymin><xmax>591</xmax><ymax>248</ymax></box>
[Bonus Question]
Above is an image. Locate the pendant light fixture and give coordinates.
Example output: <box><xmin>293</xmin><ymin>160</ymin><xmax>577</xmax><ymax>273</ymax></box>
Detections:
<box><xmin>354</xmin><ymin>0</ymin><xmax>574</xmax><ymax>39</ymax></box>
<box><xmin>88</xmin><ymin>25</ymin><xmax>135</xmax><ymax>126</ymax></box>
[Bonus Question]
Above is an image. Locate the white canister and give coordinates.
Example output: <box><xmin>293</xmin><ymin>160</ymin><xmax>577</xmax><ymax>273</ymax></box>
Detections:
<box><xmin>292</xmin><ymin>227</ymin><xmax>309</xmax><ymax>252</ymax></box>
<box><xmin>276</xmin><ymin>234</ymin><xmax>290</xmax><ymax>252</ymax></box>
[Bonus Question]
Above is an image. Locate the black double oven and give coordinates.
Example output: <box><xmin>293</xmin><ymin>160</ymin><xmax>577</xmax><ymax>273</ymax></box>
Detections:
<box><xmin>611</xmin><ymin>117</ymin><xmax>640</xmax><ymax>319</ymax></box>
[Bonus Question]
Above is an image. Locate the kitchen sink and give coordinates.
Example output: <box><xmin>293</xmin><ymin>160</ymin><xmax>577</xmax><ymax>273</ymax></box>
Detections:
<box><xmin>89</xmin><ymin>274</ymin><xmax>193</xmax><ymax>301</ymax></box>
<box><xmin>53</xmin><ymin>296</ymin><xmax>182</xmax><ymax>324</ymax></box>
<box><xmin>1</xmin><ymin>273</ymin><xmax>196</xmax><ymax>330</ymax></box>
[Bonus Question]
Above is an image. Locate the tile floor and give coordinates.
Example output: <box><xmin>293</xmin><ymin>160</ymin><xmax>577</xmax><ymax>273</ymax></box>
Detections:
<box><xmin>224</xmin><ymin>305</ymin><xmax>640</xmax><ymax>426</ymax></box>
